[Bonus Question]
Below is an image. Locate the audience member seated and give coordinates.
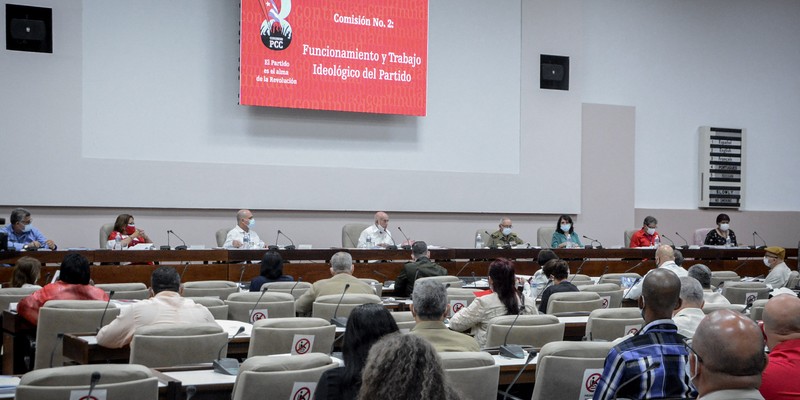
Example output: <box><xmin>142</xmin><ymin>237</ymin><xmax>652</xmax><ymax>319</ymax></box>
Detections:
<box><xmin>763</xmin><ymin>246</ymin><xmax>790</xmax><ymax>289</ymax></box>
<box><xmin>487</xmin><ymin>217</ymin><xmax>524</xmax><ymax>248</ymax></box>
<box><xmin>673</xmin><ymin>276</ymin><xmax>705</xmax><ymax>338</ymax></box>
<box><xmin>529</xmin><ymin>249</ymin><xmax>559</xmax><ymax>297</ymax></box>
<box><xmin>223</xmin><ymin>209</ymin><xmax>263</xmax><ymax>248</ymax></box>
<box><xmin>357</xmin><ymin>333</ymin><xmax>463</xmax><ymax>400</ymax></box>
<box><xmin>704</xmin><ymin>213</ymin><xmax>738</xmax><ymax>247</ymax></box>
<box><xmin>357</xmin><ymin>211</ymin><xmax>395</xmax><ymax>249</ymax></box>
<box><xmin>249</xmin><ymin>250</ymin><xmax>293</xmax><ymax>292</ymax></box>
<box><xmin>760</xmin><ymin>294</ymin><xmax>800</xmax><ymax>399</ymax></box>
<box><xmin>449</xmin><ymin>258</ymin><xmax>536</xmax><ymax>348</ymax></box>
<box><xmin>107</xmin><ymin>213</ymin><xmax>151</xmax><ymax>249</ymax></box>
<box><xmin>624</xmin><ymin>244</ymin><xmax>688</xmax><ymax>300</ymax></box>
<box><xmin>538</xmin><ymin>259</ymin><xmax>580</xmax><ymax>314</ymax></box>
<box><xmin>2</xmin><ymin>207</ymin><xmax>57</xmax><ymax>251</ymax></box>
<box><xmin>593</xmin><ymin>269</ymin><xmax>695</xmax><ymax>400</ymax></box>
<box><xmin>551</xmin><ymin>214</ymin><xmax>583</xmax><ymax>248</ymax></box>
<box><xmin>315</xmin><ymin>303</ymin><xmax>399</xmax><ymax>400</ymax></box>
<box><xmin>629</xmin><ymin>215</ymin><xmax>659</xmax><ymax>248</ymax></box>
<box><xmin>687</xmin><ymin>264</ymin><xmax>730</xmax><ymax>305</ymax></box>
<box><xmin>673</xmin><ymin>248</ymin><xmax>684</xmax><ymax>267</ymax></box>
<box><xmin>394</xmin><ymin>241</ymin><xmax>447</xmax><ymax>297</ymax></box>
<box><xmin>295</xmin><ymin>252</ymin><xmax>375</xmax><ymax>316</ymax></box>
<box><xmin>691</xmin><ymin>310</ymin><xmax>767</xmax><ymax>400</ymax></box>
<box><xmin>17</xmin><ymin>253</ymin><xmax>108</xmax><ymax>325</ymax></box>
<box><xmin>96</xmin><ymin>266</ymin><xmax>215</xmax><ymax>348</ymax></box>
<box><xmin>409</xmin><ymin>279</ymin><xmax>479</xmax><ymax>352</ymax></box>
<box><xmin>8</xmin><ymin>256</ymin><xmax>42</xmax><ymax>289</ymax></box>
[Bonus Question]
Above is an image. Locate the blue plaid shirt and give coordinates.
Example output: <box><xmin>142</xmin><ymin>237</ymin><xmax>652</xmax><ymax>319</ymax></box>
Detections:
<box><xmin>593</xmin><ymin>319</ymin><xmax>696</xmax><ymax>400</ymax></box>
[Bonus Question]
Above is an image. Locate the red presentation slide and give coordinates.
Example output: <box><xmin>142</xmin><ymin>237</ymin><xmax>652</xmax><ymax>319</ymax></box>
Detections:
<box><xmin>240</xmin><ymin>0</ymin><xmax>429</xmax><ymax>116</ymax></box>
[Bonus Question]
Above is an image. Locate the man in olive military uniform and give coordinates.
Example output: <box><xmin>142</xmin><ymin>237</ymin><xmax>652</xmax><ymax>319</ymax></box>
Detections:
<box><xmin>487</xmin><ymin>217</ymin><xmax>525</xmax><ymax>248</ymax></box>
<box><xmin>394</xmin><ymin>241</ymin><xmax>447</xmax><ymax>297</ymax></box>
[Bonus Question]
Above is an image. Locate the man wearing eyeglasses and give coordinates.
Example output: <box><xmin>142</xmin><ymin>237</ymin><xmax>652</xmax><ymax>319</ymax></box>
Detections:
<box><xmin>1</xmin><ymin>208</ymin><xmax>57</xmax><ymax>251</ymax></box>
<box><xmin>593</xmin><ymin>269</ymin><xmax>696</xmax><ymax>400</ymax></box>
<box><xmin>487</xmin><ymin>217</ymin><xmax>524</xmax><ymax>248</ymax></box>
<box><xmin>688</xmin><ymin>310</ymin><xmax>767</xmax><ymax>399</ymax></box>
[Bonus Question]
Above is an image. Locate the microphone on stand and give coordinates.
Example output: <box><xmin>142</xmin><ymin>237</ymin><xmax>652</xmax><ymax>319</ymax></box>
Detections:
<box><xmin>613</xmin><ymin>361</ymin><xmax>661</xmax><ymax>400</ymax></box>
<box><xmin>499</xmin><ymin>296</ymin><xmax>527</xmax><ymax>359</ymax></box>
<box><xmin>674</xmin><ymin>232</ymin><xmax>690</xmax><ymax>249</ymax></box>
<box><xmin>582</xmin><ymin>235</ymin><xmax>603</xmax><ymax>249</ymax></box>
<box><xmin>49</xmin><ymin>333</ymin><xmax>64</xmax><ymax>368</ymax></box>
<box><xmin>86</xmin><ymin>371</ymin><xmax>101</xmax><ymax>400</ymax></box>
<box><xmin>485</xmin><ymin>230</ymin><xmax>497</xmax><ymax>249</ymax></box>
<box><xmin>753</xmin><ymin>231</ymin><xmax>767</xmax><ymax>249</ymax></box>
<box><xmin>330</xmin><ymin>284</ymin><xmax>351</xmax><ymax>327</ymax></box>
<box><xmin>97</xmin><ymin>290</ymin><xmax>116</xmax><ymax>333</ymax></box>
<box><xmin>248</xmin><ymin>287</ymin><xmax>269</xmax><ymax>323</ymax></box>
<box><xmin>372</xmin><ymin>270</ymin><xmax>389</xmax><ymax>280</ymax></box>
<box><xmin>185</xmin><ymin>386</ymin><xmax>197</xmax><ymax>400</ymax></box>
<box><xmin>661</xmin><ymin>234</ymin><xmax>676</xmax><ymax>248</ymax></box>
<box><xmin>624</xmin><ymin>261</ymin><xmax>644</xmax><ymax>273</ymax></box>
<box><xmin>471</xmin><ymin>271</ymin><xmax>478</xmax><ymax>286</ymax></box>
<box><xmin>454</xmin><ymin>261</ymin><xmax>473</xmax><ymax>278</ymax></box>
<box><xmin>623</xmin><ymin>277</ymin><xmax>641</xmax><ymax>300</ymax></box>
<box><xmin>180</xmin><ymin>262</ymin><xmax>190</xmax><ymax>282</ymax></box>
<box><xmin>499</xmin><ymin>350</ymin><xmax>537</xmax><ymax>400</ymax></box>
<box><xmin>385</xmin><ymin>231</ymin><xmax>398</xmax><ymax>251</ymax></box>
<box><xmin>277</xmin><ymin>230</ymin><xmax>296</xmax><ymax>250</ymax></box>
<box><xmin>568</xmin><ymin>259</ymin><xmax>587</xmax><ymax>282</ymax></box>
<box><xmin>396</xmin><ymin>227</ymin><xmax>413</xmax><ymax>250</ymax></box>
<box><xmin>741</xmin><ymin>297</ymin><xmax>755</xmax><ymax>314</ymax></box>
<box><xmin>270</xmin><ymin>230</ymin><xmax>281</xmax><ymax>251</ymax></box>
<box><xmin>237</xmin><ymin>264</ymin><xmax>247</xmax><ymax>289</ymax></box>
<box><xmin>167</xmin><ymin>230</ymin><xmax>188</xmax><ymax>250</ymax></box>
<box><xmin>212</xmin><ymin>326</ymin><xmax>246</xmax><ymax>375</ymax></box>
<box><xmin>289</xmin><ymin>277</ymin><xmax>303</xmax><ymax>298</ymax></box>
<box><xmin>599</xmin><ymin>266</ymin><xmax>609</xmax><ymax>279</ymax></box>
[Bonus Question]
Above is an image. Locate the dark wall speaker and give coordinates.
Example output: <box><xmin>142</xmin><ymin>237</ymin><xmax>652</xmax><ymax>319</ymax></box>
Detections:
<box><xmin>540</xmin><ymin>54</ymin><xmax>569</xmax><ymax>91</ymax></box>
<box><xmin>6</xmin><ymin>4</ymin><xmax>52</xmax><ymax>53</ymax></box>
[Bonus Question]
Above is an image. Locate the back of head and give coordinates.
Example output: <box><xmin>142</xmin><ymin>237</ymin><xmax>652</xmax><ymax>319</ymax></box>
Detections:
<box><xmin>688</xmin><ymin>264</ymin><xmax>712</xmax><ymax>289</ymax></box>
<box><xmin>537</xmin><ymin>249</ymin><xmax>558</xmax><ymax>266</ymax></box>
<box><xmin>547</xmin><ymin>259</ymin><xmax>570</xmax><ymax>281</ymax></box>
<box><xmin>11</xmin><ymin>256</ymin><xmax>41</xmax><ymax>287</ymax></box>
<box><xmin>150</xmin><ymin>266</ymin><xmax>181</xmax><ymax>294</ymax></box>
<box><xmin>358</xmin><ymin>333</ymin><xmax>450</xmax><ymax>400</ymax></box>
<box><xmin>678</xmin><ymin>276</ymin><xmax>704</xmax><ymax>308</ymax></box>
<box><xmin>673</xmin><ymin>249</ymin><xmax>684</xmax><ymax>267</ymax></box>
<box><xmin>488</xmin><ymin>258</ymin><xmax>519</xmax><ymax>315</ymax></box>
<box><xmin>330</xmin><ymin>251</ymin><xmax>354</xmax><ymax>274</ymax></box>
<box><xmin>259</xmin><ymin>251</ymin><xmax>284</xmax><ymax>279</ymax></box>
<box><xmin>412</xmin><ymin>279</ymin><xmax>447</xmax><ymax>321</ymax></box>
<box><xmin>693</xmin><ymin>310</ymin><xmax>766</xmax><ymax>381</ymax></box>
<box><xmin>343</xmin><ymin>304</ymin><xmax>399</xmax><ymax>386</ymax></box>
<box><xmin>656</xmin><ymin>244</ymin><xmax>675</xmax><ymax>263</ymax></box>
<box><xmin>411</xmin><ymin>241</ymin><xmax>428</xmax><ymax>258</ymax></box>
<box><xmin>641</xmin><ymin>269</ymin><xmax>680</xmax><ymax>317</ymax></box>
<box><xmin>59</xmin><ymin>253</ymin><xmax>91</xmax><ymax>285</ymax></box>
<box><xmin>762</xmin><ymin>294</ymin><xmax>800</xmax><ymax>343</ymax></box>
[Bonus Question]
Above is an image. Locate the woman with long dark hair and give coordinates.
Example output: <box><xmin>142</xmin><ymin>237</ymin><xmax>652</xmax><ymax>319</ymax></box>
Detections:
<box><xmin>248</xmin><ymin>251</ymin><xmax>293</xmax><ymax>291</ymax></box>
<box><xmin>315</xmin><ymin>303</ymin><xmax>399</xmax><ymax>400</ymax></box>
<box><xmin>448</xmin><ymin>258</ymin><xmax>536</xmax><ymax>347</ymax></box>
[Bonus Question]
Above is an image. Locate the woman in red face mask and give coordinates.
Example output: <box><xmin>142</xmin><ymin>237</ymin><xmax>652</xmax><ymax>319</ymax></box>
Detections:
<box><xmin>107</xmin><ymin>214</ymin><xmax>151</xmax><ymax>249</ymax></box>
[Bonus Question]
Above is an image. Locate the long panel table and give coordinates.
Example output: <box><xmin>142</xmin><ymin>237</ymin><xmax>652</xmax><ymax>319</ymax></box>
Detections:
<box><xmin>1</xmin><ymin>248</ymin><xmax>795</xmax><ymax>287</ymax></box>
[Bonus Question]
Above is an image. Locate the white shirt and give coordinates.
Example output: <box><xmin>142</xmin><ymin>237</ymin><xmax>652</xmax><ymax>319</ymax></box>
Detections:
<box><xmin>223</xmin><ymin>225</ymin><xmax>262</xmax><ymax>248</ymax></box>
<box><xmin>673</xmin><ymin>307</ymin><xmax>706</xmax><ymax>338</ymax></box>
<box><xmin>357</xmin><ymin>224</ymin><xmax>395</xmax><ymax>248</ymax></box>
<box><xmin>624</xmin><ymin>261</ymin><xmax>688</xmax><ymax>300</ymax></box>
<box><xmin>765</xmin><ymin>262</ymin><xmax>790</xmax><ymax>289</ymax></box>
<box><xmin>703</xmin><ymin>289</ymin><xmax>730</xmax><ymax>305</ymax></box>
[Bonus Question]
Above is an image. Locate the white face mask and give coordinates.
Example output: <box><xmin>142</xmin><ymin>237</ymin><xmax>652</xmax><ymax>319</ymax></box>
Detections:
<box><xmin>646</xmin><ymin>227</ymin><xmax>656</xmax><ymax>235</ymax></box>
<box><xmin>502</xmin><ymin>227</ymin><xmax>512</xmax><ymax>236</ymax></box>
<box><xmin>248</xmin><ymin>218</ymin><xmax>256</xmax><ymax>228</ymax></box>
<box><xmin>560</xmin><ymin>224</ymin><xmax>571</xmax><ymax>232</ymax></box>
<box><xmin>764</xmin><ymin>257</ymin><xmax>772</xmax><ymax>267</ymax></box>
<box><xmin>719</xmin><ymin>223</ymin><xmax>730</xmax><ymax>232</ymax></box>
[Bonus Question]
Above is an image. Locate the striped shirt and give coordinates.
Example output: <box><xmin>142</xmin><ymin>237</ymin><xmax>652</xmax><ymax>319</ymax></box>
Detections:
<box><xmin>593</xmin><ymin>319</ymin><xmax>696</xmax><ymax>400</ymax></box>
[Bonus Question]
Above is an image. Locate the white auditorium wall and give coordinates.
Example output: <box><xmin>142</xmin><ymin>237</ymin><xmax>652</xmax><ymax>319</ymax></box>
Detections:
<box><xmin>2</xmin><ymin>1</ymin><xmax>799</xmax><ymax>251</ymax></box>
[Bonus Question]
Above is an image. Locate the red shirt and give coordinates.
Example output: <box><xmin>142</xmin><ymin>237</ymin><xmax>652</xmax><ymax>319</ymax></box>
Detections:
<box><xmin>761</xmin><ymin>339</ymin><xmax>800</xmax><ymax>399</ymax></box>
<box><xmin>17</xmin><ymin>281</ymin><xmax>110</xmax><ymax>325</ymax></box>
<box><xmin>630</xmin><ymin>228</ymin><xmax>659</xmax><ymax>247</ymax></box>
<box><xmin>108</xmin><ymin>230</ymin><xmax>144</xmax><ymax>247</ymax></box>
